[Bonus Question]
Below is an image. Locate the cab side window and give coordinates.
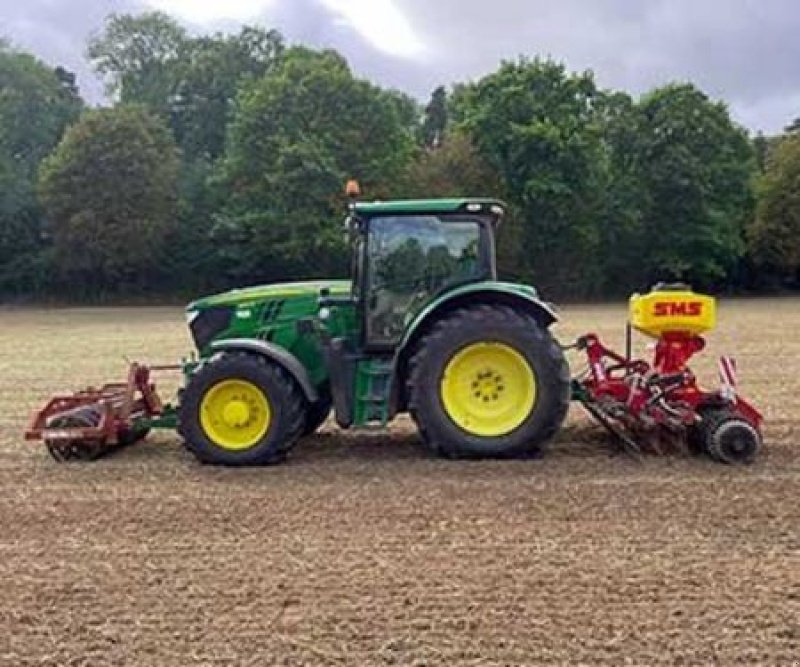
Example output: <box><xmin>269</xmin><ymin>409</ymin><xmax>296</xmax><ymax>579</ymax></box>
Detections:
<box><xmin>366</xmin><ymin>215</ymin><xmax>483</xmax><ymax>346</ymax></box>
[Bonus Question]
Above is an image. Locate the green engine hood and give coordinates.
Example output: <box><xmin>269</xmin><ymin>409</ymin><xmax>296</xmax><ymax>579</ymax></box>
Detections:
<box><xmin>187</xmin><ymin>280</ymin><xmax>351</xmax><ymax>311</ymax></box>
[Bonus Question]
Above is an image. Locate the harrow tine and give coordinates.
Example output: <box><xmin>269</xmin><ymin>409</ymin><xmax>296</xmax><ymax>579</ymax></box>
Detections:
<box><xmin>45</xmin><ymin>442</ymin><xmax>68</xmax><ymax>462</ymax></box>
<box><xmin>579</xmin><ymin>399</ymin><xmax>643</xmax><ymax>460</ymax></box>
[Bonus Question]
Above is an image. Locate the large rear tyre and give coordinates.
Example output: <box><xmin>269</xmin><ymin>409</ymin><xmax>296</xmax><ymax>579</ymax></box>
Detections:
<box><xmin>179</xmin><ymin>352</ymin><xmax>304</xmax><ymax>465</ymax></box>
<box><xmin>407</xmin><ymin>304</ymin><xmax>570</xmax><ymax>458</ymax></box>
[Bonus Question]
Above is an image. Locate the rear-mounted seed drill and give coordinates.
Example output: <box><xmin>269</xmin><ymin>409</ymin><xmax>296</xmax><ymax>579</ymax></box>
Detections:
<box><xmin>572</xmin><ymin>284</ymin><xmax>763</xmax><ymax>462</ymax></box>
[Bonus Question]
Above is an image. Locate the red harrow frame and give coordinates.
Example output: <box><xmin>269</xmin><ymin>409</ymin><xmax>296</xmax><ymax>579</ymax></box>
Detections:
<box><xmin>25</xmin><ymin>363</ymin><xmax>178</xmax><ymax>461</ymax></box>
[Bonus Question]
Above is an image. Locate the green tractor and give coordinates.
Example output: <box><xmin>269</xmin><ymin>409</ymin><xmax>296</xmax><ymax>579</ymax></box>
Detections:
<box><xmin>177</xmin><ymin>197</ymin><xmax>570</xmax><ymax>464</ymax></box>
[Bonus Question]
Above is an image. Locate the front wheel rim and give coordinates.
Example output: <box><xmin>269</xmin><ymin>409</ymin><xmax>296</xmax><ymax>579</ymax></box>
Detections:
<box><xmin>200</xmin><ymin>379</ymin><xmax>271</xmax><ymax>450</ymax></box>
<box><xmin>440</xmin><ymin>342</ymin><xmax>537</xmax><ymax>437</ymax></box>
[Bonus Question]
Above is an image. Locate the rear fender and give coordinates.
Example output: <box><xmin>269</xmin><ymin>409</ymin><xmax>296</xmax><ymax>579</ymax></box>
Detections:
<box><xmin>389</xmin><ymin>281</ymin><xmax>559</xmax><ymax>414</ymax></box>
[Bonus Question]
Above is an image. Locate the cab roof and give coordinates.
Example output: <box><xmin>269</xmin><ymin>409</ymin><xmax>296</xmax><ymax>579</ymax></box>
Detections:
<box><xmin>351</xmin><ymin>198</ymin><xmax>506</xmax><ymax>219</ymax></box>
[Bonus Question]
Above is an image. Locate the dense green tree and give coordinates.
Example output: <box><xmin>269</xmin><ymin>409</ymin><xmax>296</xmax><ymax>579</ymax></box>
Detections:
<box><xmin>451</xmin><ymin>58</ymin><xmax>606</xmax><ymax>297</ymax></box>
<box><xmin>89</xmin><ymin>15</ymin><xmax>285</xmax><ymax>159</ymax></box>
<box><xmin>0</xmin><ymin>50</ymin><xmax>82</xmax><ymax>166</ymax></box>
<box><xmin>0</xmin><ymin>151</ymin><xmax>50</xmax><ymax>295</ymax></box>
<box><xmin>785</xmin><ymin>117</ymin><xmax>800</xmax><ymax>134</ymax></box>
<box><xmin>400</xmin><ymin>131</ymin><xmax>502</xmax><ymax>198</ymax></box>
<box><xmin>748</xmin><ymin>133</ymin><xmax>800</xmax><ymax>283</ymax></box>
<box><xmin>167</xmin><ymin>27</ymin><xmax>286</xmax><ymax>292</ymax></box>
<box><xmin>88</xmin><ymin>15</ymin><xmax>290</xmax><ymax>292</ymax></box>
<box><xmin>215</xmin><ymin>47</ymin><xmax>416</xmax><ymax>284</ymax></box>
<box><xmin>170</xmin><ymin>26</ymin><xmax>285</xmax><ymax>161</ymax></box>
<box><xmin>592</xmin><ymin>90</ymin><xmax>651</xmax><ymax>293</ymax></box>
<box><xmin>87</xmin><ymin>12</ymin><xmax>188</xmax><ymax>111</ymax></box>
<box><xmin>633</xmin><ymin>84</ymin><xmax>755</xmax><ymax>287</ymax></box>
<box><xmin>38</xmin><ymin>106</ymin><xmax>180</xmax><ymax>292</ymax></box>
<box><xmin>0</xmin><ymin>24</ymin><xmax>787</xmax><ymax>300</ymax></box>
<box><xmin>0</xmin><ymin>44</ymin><xmax>82</xmax><ymax>295</ymax></box>
<box><xmin>419</xmin><ymin>85</ymin><xmax>448</xmax><ymax>148</ymax></box>
<box><xmin>380</xmin><ymin>89</ymin><xmax>420</xmax><ymax>140</ymax></box>
<box><xmin>753</xmin><ymin>131</ymin><xmax>770</xmax><ymax>172</ymax></box>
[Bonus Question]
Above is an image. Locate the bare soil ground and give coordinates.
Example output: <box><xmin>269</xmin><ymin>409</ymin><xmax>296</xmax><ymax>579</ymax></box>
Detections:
<box><xmin>0</xmin><ymin>300</ymin><xmax>798</xmax><ymax>665</ymax></box>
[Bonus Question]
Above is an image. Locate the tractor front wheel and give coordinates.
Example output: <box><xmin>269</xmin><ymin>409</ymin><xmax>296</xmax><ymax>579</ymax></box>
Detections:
<box><xmin>407</xmin><ymin>304</ymin><xmax>570</xmax><ymax>458</ymax></box>
<box><xmin>179</xmin><ymin>352</ymin><xmax>305</xmax><ymax>465</ymax></box>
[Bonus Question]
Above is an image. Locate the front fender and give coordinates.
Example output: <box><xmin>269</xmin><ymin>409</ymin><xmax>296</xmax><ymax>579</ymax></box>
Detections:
<box><xmin>209</xmin><ymin>338</ymin><xmax>319</xmax><ymax>403</ymax></box>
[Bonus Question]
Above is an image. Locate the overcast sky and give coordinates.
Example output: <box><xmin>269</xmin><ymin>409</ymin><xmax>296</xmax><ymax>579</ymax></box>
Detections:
<box><xmin>2</xmin><ymin>0</ymin><xmax>798</xmax><ymax>134</ymax></box>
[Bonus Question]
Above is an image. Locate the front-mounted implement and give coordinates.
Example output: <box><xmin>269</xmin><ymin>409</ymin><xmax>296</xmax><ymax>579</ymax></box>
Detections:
<box><xmin>24</xmin><ymin>190</ymin><xmax>764</xmax><ymax>466</ymax></box>
<box><xmin>25</xmin><ymin>363</ymin><xmax>181</xmax><ymax>461</ymax></box>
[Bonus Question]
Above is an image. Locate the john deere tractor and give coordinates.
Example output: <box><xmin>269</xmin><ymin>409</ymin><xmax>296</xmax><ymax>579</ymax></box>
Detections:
<box><xmin>27</xmin><ymin>194</ymin><xmax>765</xmax><ymax>464</ymax></box>
<box><xmin>176</xmin><ymin>197</ymin><xmax>570</xmax><ymax>464</ymax></box>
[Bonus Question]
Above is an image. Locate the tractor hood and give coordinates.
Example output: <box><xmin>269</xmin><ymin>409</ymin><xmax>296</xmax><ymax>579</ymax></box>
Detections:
<box><xmin>186</xmin><ymin>280</ymin><xmax>351</xmax><ymax>311</ymax></box>
<box><xmin>185</xmin><ymin>280</ymin><xmax>352</xmax><ymax>353</ymax></box>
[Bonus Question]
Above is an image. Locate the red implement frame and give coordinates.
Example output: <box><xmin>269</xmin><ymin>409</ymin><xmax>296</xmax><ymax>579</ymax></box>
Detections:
<box><xmin>574</xmin><ymin>328</ymin><xmax>763</xmax><ymax>460</ymax></box>
<box><xmin>579</xmin><ymin>331</ymin><xmax>763</xmax><ymax>430</ymax></box>
<box><xmin>25</xmin><ymin>363</ymin><xmax>178</xmax><ymax>446</ymax></box>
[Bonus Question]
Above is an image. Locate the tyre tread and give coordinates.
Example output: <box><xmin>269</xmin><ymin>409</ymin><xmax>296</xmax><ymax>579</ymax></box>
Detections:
<box><xmin>179</xmin><ymin>351</ymin><xmax>305</xmax><ymax>465</ymax></box>
<box><xmin>406</xmin><ymin>303</ymin><xmax>569</xmax><ymax>458</ymax></box>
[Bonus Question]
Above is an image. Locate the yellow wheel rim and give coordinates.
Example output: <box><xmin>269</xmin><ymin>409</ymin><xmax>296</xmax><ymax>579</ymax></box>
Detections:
<box><xmin>440</xmin><ymin>342</ymin><xmax>536</xmax><ymax>437</ymax></box>
<box><xmin>200</xmin><ymin>379</ymin><xmax>271</xmax><ymax>451</ymax></box>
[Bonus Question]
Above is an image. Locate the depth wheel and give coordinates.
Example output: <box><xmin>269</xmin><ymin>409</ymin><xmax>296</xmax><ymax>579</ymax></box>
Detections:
<box><xmin>407</xmin><ymin>304</ymin><xmax>570</xmax><ymax>458</ymax></box>
<box><xmin>45</xmin><ymin>406</ymin><xmax>106</xmax><ymax>462</ymax></box>
<box><xmin>702</xmin><ymin>410</ymin><xmax>761</xmax><ymax>464</ymax></box>
<box><xmin>179</xmin><ymin>352</ymin><xmax>305</xmax><ymax>465</ymax></box>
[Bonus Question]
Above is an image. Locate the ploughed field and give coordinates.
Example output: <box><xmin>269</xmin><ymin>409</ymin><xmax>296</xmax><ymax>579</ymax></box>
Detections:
<box><xmin>0</xmin><ymin>300</ymin><xmax>798</xmax><ymax>665</ymax></box>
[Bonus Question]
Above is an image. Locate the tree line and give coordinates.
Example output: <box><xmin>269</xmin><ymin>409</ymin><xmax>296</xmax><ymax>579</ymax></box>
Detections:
<box><xmin>1</xmin><ymin>12</ymin><xmax>799</xmax><ymax>302</ymax></box>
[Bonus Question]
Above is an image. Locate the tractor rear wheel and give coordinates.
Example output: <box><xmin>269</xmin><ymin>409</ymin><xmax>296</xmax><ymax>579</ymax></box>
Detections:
<box><xmin>407</xmin><ymin>304</ymin><xmax>570</xmax><ymax>458</ymax></box>
<box><xmin>179</xmin><ymin>352</ymin><xmax>304</xmax><ymax>465</ymax></box>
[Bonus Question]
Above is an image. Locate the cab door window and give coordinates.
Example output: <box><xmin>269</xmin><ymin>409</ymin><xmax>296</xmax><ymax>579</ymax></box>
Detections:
<box><xmin>366</xmin><ymin>215</ymin><xmax>484</xmax><ymax>346</ymax></box>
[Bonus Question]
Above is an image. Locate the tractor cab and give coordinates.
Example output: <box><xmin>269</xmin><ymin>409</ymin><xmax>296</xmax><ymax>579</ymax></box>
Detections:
<box><xmin>346</xmin><ymin>198</ymin><xmax>505</xmax><ymax>349</ymax></box>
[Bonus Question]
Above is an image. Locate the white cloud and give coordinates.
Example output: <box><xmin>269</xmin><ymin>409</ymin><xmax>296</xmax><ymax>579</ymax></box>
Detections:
<box><xmin>4</xmin><ymin>0</ymin><xmax>799</xmax><ymax>131</ymax></box>
<box><xmin>143</xmin><ymin>0</ymin><xmax>275</xmax><ymax>23</ymax></box>
<box><xmin>321</xmin><ymin>0</ymin><xmax>425</xmax><ymax>59</ymax></box>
